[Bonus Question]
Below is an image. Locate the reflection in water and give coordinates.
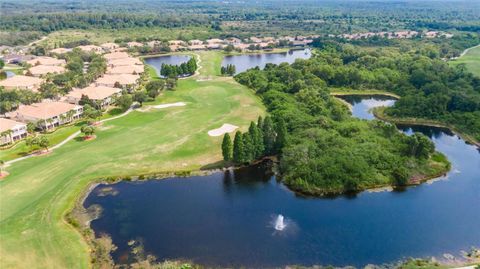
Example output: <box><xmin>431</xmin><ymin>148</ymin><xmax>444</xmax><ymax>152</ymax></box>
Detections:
<box><xmin>222</xmin><ymin>49</ymin><xmax>311</xmax><ymax>74</ymax></box>
<box><xmin>85</xmin><ymin>96</ymin><xmax>480</xmax><ymax>268</ymax></box>
<box><xmin>144</xmin><ymin>55</ymin><xmax>191</xmax><ymax>77</ymax></box>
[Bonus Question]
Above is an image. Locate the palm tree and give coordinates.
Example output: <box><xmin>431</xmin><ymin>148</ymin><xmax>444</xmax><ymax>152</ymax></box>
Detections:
<box><xmin>59</xmin><ymin>114</ymin><xmax>67</xmax><ymax>125</ymax></box>
<box><xmin>80</xmin><ymin>125</ymin><xmax>95</xmax><ymax>139</ymax></box>
<box><xmin>66</xmin><ymin>110</ymin><xmax>75</xmax><ymax>123</ymax></box>
<box><xmin>38</xmin><ymin>136</ymin><xmax>49</xmax><ymax>152</ymax></box>
<box><xmin>45</xmin><ymin>118</ymin><xmax>54</xmax><ymax>131</ymax></box>
<box><xmin>1</xmin><ymin>130</ymin><xmax>13</xmax><ymax>145</ymax></box>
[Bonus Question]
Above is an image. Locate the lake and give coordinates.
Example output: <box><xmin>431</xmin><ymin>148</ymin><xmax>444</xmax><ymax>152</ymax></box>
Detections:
<box><xmin>222</xmin><ymin>49</ymin><xmax>312</xmax><ymax>74</ymax></box>
<box><xmin>144</xmin><ymin>55</ymin><xmax>191</xmax><ymax>77</ymax></box>
<box><xmin>84</xmin><ymin>96</ymin><xmax>480</xmax><ymax>268</ymax></box>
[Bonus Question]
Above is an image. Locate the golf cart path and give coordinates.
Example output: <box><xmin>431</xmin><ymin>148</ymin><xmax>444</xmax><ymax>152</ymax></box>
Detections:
<box><xmin>5</xmin><ymin>105</ymin><xmax>136</xmax><ymax>166</ymax></box>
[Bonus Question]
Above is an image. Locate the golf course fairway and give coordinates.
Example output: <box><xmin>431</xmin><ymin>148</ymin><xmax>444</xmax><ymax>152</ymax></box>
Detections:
<box><xmin>0</xmin><ymin>51</ymin><xmax>265</xmax><ymax>269</ymax></box>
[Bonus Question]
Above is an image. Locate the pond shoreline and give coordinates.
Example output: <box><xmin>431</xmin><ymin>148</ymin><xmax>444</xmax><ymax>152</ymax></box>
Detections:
<box><xmin>72</xmin><ymin>70</ymin><xmax>472</xmax><ymax>269</ymax></box>
<box><xmin>373</xmin><ymin>107</ymin><xmax>480</xmax><ymax>148</ymax></box>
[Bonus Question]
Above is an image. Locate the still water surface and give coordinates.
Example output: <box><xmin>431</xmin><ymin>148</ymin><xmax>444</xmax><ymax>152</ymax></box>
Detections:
<box><xmin>144</xmin><ymin>55</ymin><xmax>191</xmax><ymax>77</ymax></box>
<box><xmin>85</xmin><ymin>97</ymin><xmax>479</xmax><ymax>267</ymax></box>
<box><xmin>222</xmin><ymin>49</ymin><xmax>312</xmax><ymax>74</ymax></box>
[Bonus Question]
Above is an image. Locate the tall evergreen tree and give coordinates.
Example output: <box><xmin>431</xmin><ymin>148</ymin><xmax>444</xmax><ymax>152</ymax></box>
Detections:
<box><xmin>222</xmin><ymin>133</ymin><xmax>233</xmax><ymax>161</ymax></box>
<box><xmin>249</xmin><ymin>121</ymin><xmax>264</xmax><ymax>158</ymax></box>
<box><xmin>242</xmin><ymin>132</ymin><xmax>254</xmax><ymax>163</ymax></box>
<box><xmin>233</xmin><ymin>131</ymin><xmax>244</xmax><ymax>164</ymax></box>
<box><xmin>257</xmin><ymin>116</ymin><xmax>264</xmax><ymax>130</ymax></box>
<box><xmin>274</xmin><ymin>118</ymin><xmax>287</xmax><ymax>153</ymax></box>
<box><xmin>262</xmin><ymin>116</ymin><xmax>276</xmax><ymax>155</ymax></box>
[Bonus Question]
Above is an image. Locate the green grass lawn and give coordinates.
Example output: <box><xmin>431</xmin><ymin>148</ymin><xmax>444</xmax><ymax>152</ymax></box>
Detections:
<box><xmin>0</xmin><ymin>121</ymin><xmax>86</xmax><ymax>161</ymax></box>
<box><xmin>0</xmin><ymin>51</ymin><xmax>265</xmax><ymax>268</ymax></box>
<box><xmin>449</xmin><ymin>45</ymin><xmax>480</xmax><ymax>77</ymax></box>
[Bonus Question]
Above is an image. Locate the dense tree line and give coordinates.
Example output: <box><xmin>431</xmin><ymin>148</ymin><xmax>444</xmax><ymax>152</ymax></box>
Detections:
<box><xmin>234</xmin><ymin>54</ymin><xmax>448</xmax><ymax>195</ymax></box>
<box><xmin>0</xmin><ymin>88</ymin><xmax>42</xmax><ymax>114</ymax></box>
<box><xmin>1</xmin><ymin>0</ymin><xmax>479</xmax><ymax>46</ymax></box>
<box><xmin>307</xmin><ymin>40</ymin><xmax>480</xmax><ymax>141</ymax></box>
<box><xmin>220</xmin><ymin>64</ymin><xmax>236</xmax><ymax>76</ymax></box>
<box><xmin>160</xmin><ymin>58</ymin><xmax>197</xmax><ymax>78</ymax></box>
<box><xmin>222</xmin><ymin>116</ymin><xmax>286</xmax><ymax>163</ymax></box>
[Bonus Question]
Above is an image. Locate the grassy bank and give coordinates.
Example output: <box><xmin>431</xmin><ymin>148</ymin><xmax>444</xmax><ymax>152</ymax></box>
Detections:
<box><xmin>449</xmin><ymin>45</ymin><xmax>480</xmax><ymax>77</ymax></box>
<box><xmin>374</xmin><ymin>107</ymin><xmax>480</xmax><ymax>147</ymax></box>
<box><xmin>330</xmin><ymin>89</ymin><xmax>401</xmax><ymax>99</ymax></box>
<box><xmin>0</xmin><ymin>51</ymin><xmax>265</xmax><ymax>268</ymax></box>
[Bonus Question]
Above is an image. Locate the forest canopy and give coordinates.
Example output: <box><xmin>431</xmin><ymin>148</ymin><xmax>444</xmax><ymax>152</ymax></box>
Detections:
<box><xmin>234</xmin><ymin>49</ymin><xmax>452</xmax><ymax>194</ymax></box>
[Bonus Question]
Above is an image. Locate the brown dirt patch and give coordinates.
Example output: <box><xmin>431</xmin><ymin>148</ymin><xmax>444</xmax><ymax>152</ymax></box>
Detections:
<box><xmin>0</xmin><ymin>171</ymin><xmax>10</xmax><ymax>179</ymax></box>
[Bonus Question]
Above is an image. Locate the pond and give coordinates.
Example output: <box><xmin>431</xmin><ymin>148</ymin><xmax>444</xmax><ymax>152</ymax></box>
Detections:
<box><xmin>0</xmin><ymin>70</ymin><xmax>15</xmax><ymax>80</ymax></box>
<box><xmin>144</xmin><ymin>55</ymin><xmax>191</xmax><ymax>77</ymax></box>
<box><xmin>222</xmin><ymin>49</ymin><xmax>312</xmax><ymax>74</ymax></box>
<box><xmin>84</xmin><ymin>96</ymin><xmax>480</xmax><ymax>268</ymax></box>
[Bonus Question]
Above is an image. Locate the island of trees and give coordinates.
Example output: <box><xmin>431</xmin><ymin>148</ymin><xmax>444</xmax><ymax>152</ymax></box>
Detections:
<box><xmin>224</xmin><ymin>43</ymin><xmax>456</xmax><ymax>195</ymax></box>
<box><xmin>160</xmin><ymin>58</ymin><xmax>197</xmax><ymax>78</ymax></box>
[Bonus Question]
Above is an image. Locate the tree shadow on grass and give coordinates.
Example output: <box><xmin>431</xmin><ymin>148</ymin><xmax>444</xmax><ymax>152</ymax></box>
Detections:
<box><xmin>74</xmin><ymin>136</ymin><xmax>85</xmax><ymax>142</ymax></box>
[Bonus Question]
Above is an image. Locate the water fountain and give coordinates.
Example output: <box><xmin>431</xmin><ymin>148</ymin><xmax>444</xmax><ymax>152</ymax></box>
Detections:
<box><xmin>274</xmin><ymin>214</ymin><xmax>287</xmax><ymax>231</ymax></box>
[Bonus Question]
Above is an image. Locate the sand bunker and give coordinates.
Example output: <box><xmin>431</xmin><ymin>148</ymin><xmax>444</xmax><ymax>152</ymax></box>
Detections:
<box><xmin>153</xmin><ymin>102</ymin><xmax>186</xmax><ymax>109</ymax></box>
<box><xmin>208</xmin><ymin>123</ymin><xmax>238</xmax><ymax>137</ymax></box>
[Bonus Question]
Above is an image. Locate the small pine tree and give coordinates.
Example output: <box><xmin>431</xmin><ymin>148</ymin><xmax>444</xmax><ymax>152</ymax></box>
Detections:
<box><xmin>233</xmin><ymin>131</ymin><xmax>244</xmax><ymax>164</ymax></box>
<box><xmin>222</xmin><ymin>133</ymin><xmax>233</xmax><ymax>162</ymax></box>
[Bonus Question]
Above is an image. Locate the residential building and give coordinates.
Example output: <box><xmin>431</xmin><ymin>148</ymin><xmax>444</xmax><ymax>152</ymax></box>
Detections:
<box><xmin>206</xmin><ymin>43</ymin><xmax>223</xmax><ymax>50</ymax></box>
<box><xmin>95</xmin><ymin>74</ymin><xmax>140</xmax><ymax>88</ymax></box>
<box><xmin>101</xmin><ymin>43</ymin><xmax>120</xmax><ymax>51</ymax></box>
<box><xmin>77</xmin><ymin>45</ymin><xmax>103</xmax><ymax>53</ymax></box>
<box><xmin>226</xmin><ymin>37</ymin><xmax>242</xmax><ymax>45</ymax></box>
<box><xmin>249</xmin><ymin>37</ymin><xmax>263</xmax><ymax>43</ymax></box>
<box><xmin>189</xmin><ymin>40</ymin><xmax>203</xmax><ymax>45</ymax></box>
<box><xmin>0</xmin><ymin>118</ymin><xmax>27</xmax><ymax>145</ymax></box>
<box><xmin>1</xmin><ymin>54</ymin><xmax>36</xmax><ymax>64</ymax></box>
<box><xmin>147</xmin><ymin>41</ymin><xmax>161</xmax><ymax>48</ymax></box>
<box><xmin>50</xmin><ymin>48</ymin><xmax>72</xmax><ymax>54</ymax></box>
<box><xmin>169</xmin><ymin>40</ymin><xmax>186</xmax><ymax>46</ymax></box>
<box><xmin>206</xmin><ymin>38</ymin><xmax>224</xmax><ymax>44</ymax></box>
<box><xmin>8</xmin><ymin>101</ymin><xmax>83</xmax><ymax>130</ymax></box>
<box><xmin>106</xmin><ymin>65</ymin><xmax>144</xmax><ymax>75</ymax></box>
<box><xmin>188</xmin><ymin>44</ymin><xmax>206</xmax><ymax>50</ymax></box>
<box><xmin>127</xmin><ymin>41</ymin><xmax>144</xmax><ymax>48</ymax></box>
<box><xmin>65</xmin><ymin>86</ymin><xmax>122</xmax><ymax>109</ymax></box>
<box><xmin>0</xmin><ymin>75</ymin><xmax>44</xmax><ymax>91</ymax></box>
<box><xmin>108</xmin><ymin>57</ymin><xmax>142</xmax><ymax>67</ymax></box>
<box><xmin>27</xmin><ymin>56</ymin><xmax>66</xmax><ymax>66</ymax></box>
<box><xmin>104</xmin><ymin>52</ymin><xmax>130</xmax><ymax>61</ymax></box>
<box><xmin>28</xmin><ymin>65</ymin><xmax>65</xmax><ymax>77</ymax></box>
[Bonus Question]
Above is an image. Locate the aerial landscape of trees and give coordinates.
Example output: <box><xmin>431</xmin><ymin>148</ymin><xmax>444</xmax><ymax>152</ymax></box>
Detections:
<box><xmin>1</xmin><ymin>0</ymin><xmax>479</xmax><ymax>45</ymax></box>
<box><xmin>0</xmin><ymin>1</ymin><xmax>479</xmax><ymax>268</ymax></box>
<box><xmin>233</xmin><ymin>49</ymin><xmax>453</xmax><ymax>194</ymax></box>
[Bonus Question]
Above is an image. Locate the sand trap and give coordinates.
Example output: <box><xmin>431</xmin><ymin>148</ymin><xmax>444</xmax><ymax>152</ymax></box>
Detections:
<box><xmin>153</xmin><ymin>102</ymin><xmax>186</xmax><ymax>109</ymax></box>
<box><xmin>208</xmin><ymin>123</ymin><xmax>238</xmax><ymax>137</ymax></box>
